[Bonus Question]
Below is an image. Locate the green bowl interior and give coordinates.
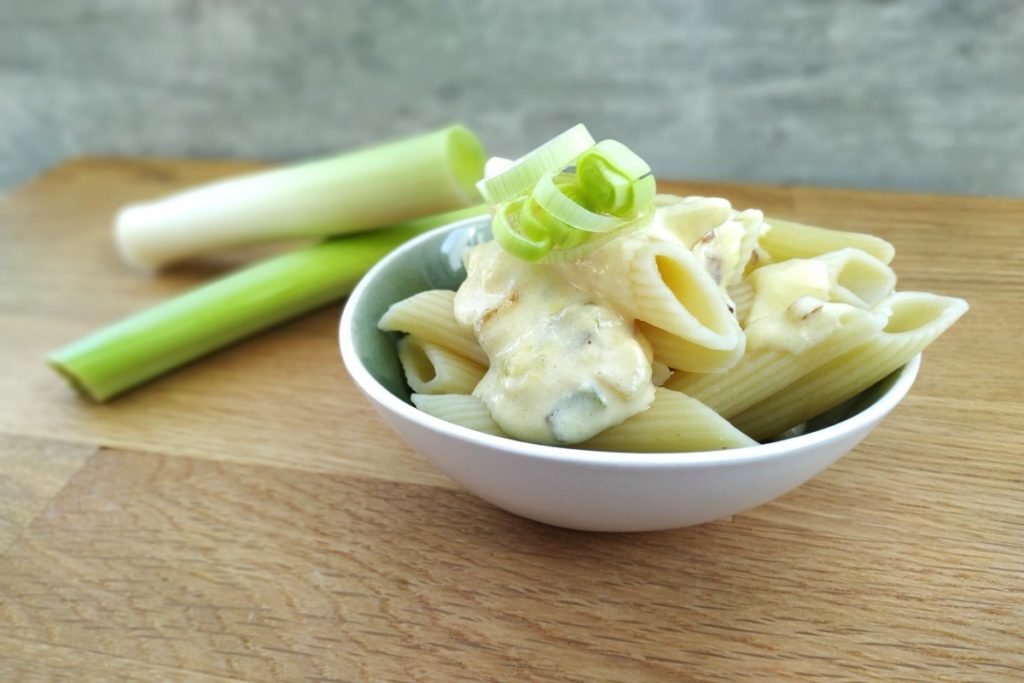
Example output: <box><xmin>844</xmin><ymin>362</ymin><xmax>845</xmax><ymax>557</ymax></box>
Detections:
<box><xmin>350</xmin><ymin>218</ymin><xmax>490</xmax><ymax>403</ymax></box>
<box><xmin>348</xmin><ymin>218</ymin><xmax>906</xmax><ymax>439</ymax></box>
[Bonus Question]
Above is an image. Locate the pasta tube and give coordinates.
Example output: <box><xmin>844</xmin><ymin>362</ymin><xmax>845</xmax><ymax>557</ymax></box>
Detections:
<box><xmin>636</xmin><ymin>321</ymin><xmax>746</xmax><ymax>374</ymax></box>
<box><xmin>582</xmin><ymin>388</ymin><xmax>757</xmax><ymax>452</ymax></box>
<box><xmin>628</xmin><ymin>239</ymin><xmax>739</xmax><ymax>349</ymax></box>
<box><xmin>378</xmin><ymin>289</ymin><xmax>487</xmax><ymax>366</ymax></box>
<box><xmin>652</xmin><ymin>196</ymin><xmax>733</xmax><ymax>247</ymax></box>
<box><xmin>397</xmin><ymin>336</ymin><xmax>486</xmax><ymax>395</ymax></box>
<box><xmin>815</xmin><ymin>248</ymin><xmax>897</xmax><ymax>308</ymax></box>
<box><xmin>726</xmin><ymin>279</ymin><xmax>754</xmax><ymax>325</ymax></box>
<box><xmin>731</xmin><ymin>292</ymin><xmax>968</xmax><ymax>440</ymax></box>
<box><xmin>412</xmin><ymin>389</ymin><xmax>757</xmax><ymax>452</ymax></box>
<box><xmin>559</xmin><ymin>238</ymin><xmax>744</xmax><ymax>371</ymax></box>
<box><xmin>411</xmin><ymin>393</ymin><xmax>505</xmax><ymax>436</ymax></box>
<box><xmin>760</xmin><ymin>217</ymin><xmax>895</xmax><ymax>264</ymax></box>
<box><xmin>665</xmin><ymin>304</ymin><xmax>888</xmax><ymax>417</ymax></box>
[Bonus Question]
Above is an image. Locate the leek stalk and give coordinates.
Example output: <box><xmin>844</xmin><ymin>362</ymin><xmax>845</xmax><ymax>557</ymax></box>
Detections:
<box><xmin>50</xmin><ymin>205</ymin><xmax>487</xmax><ymax>402</ymax></box>
<box><xmin>115</xmin><ymin>125</ymin><xmax>485</xmax><ymax>269</ymax></box>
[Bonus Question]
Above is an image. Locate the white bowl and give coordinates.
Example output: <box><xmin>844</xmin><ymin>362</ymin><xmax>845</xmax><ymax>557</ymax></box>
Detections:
<box><xmin>339</xmin><ymin>217</ymin><xmax>921</xmax><ymax>532</ymax></box>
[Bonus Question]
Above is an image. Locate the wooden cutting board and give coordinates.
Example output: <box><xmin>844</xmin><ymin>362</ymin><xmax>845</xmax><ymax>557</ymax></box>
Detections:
<box><xmin>1</xmin><ymin>158</ymin><xmax>1021</xmax><ymax>682</ymax></box>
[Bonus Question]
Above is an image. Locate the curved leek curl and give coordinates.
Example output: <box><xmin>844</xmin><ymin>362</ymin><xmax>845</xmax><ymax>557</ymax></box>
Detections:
<box><xmin>537</xmin><ymin>208</ymin><xmax>653</xmax><ymax>263</ymax></box>
<box><xmin>492</xmin><ymin>198</ymin><xmax>551</xmax><ymax>262</ymax></box>
<box><xmin>576</xmin><ymin>140</ymin><xmax>656</xmax><ymax>216</ymax></box>
<box><xmin>483</xmin><ymin>127</ymin><xmax>657</xmax><ymax>263</ymax></box>
<box><xmin>476</xmin><ymin>124</ymin><xmax>595</xmax><ymax>205</ymax></box>
<box><xmin>532</xmin><ymin>173</ymin><xmax>623</xmax><ymax>233</ymax></box>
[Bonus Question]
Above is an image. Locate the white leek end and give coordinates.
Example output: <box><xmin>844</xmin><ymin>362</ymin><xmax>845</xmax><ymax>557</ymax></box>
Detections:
<box><xmin>114</xmin><ymin>125</ymin><xmax>486</xmax><ymax>269</ymax></box>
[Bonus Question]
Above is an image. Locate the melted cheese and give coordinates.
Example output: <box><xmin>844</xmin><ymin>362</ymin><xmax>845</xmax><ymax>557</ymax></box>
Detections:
<box><xmin>745</xmin><ymin>259</ymin><xmax>843</xmax><ymax>353</ymax></box>
<box><xmin>454</xmin><ymin>241</ymin><xmax>654</xmax><ymax>445</ymax></box>
<box><xmin>451</xmin><ymin>198</ymin><xmax>758</xmax><ymax>445</ymax></box>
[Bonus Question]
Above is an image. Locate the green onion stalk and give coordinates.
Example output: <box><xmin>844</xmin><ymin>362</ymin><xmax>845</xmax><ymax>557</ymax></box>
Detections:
<box><xmin>49</xmin><ymin>205</ymin><xmax>487</xmax><ymax>402</ymax></box>
<box><xmin>116</xmin><ymin>125</ymin><xmax>485</xmax><ymax>269</ymax></box>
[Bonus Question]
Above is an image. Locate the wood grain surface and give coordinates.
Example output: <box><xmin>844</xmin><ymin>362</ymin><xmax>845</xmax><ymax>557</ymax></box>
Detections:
<box><xmin>0</xmin><ymin>158</ymin><xmax>1021</xmax><ymax>682</ymax></box>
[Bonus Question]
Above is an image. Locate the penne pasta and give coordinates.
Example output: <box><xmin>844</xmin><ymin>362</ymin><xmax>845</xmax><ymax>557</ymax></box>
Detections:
<box><xmin>665</xmin><ymin>304</ymin><xmax>888</xmax><ymax>417</ymax></box>
<box><xmin>726</xmin><ymin>278</ymin><xmax>754</xmax><ymax>326</ymax></box>
<box><xmin>743</xmin><ymin>243</ymin><xmax>774</xmax><ymax>276</ymax></box>
<box><xmin>730</xmin><ymin>292</ymin><xmax>968</xmax><ymax>440</ymax></box>
<box><xmin>633</xmin><ymin>326</ymin><xmax>673</xmax><ymax>386</ymax></box>
<box><xmin>582</xmin><ymin>388</ymin><xmax>757</xmax><ymax>452</ymax></box>
<box><xmin>558</xmin><ymin>237</ymin><xmax>743</xmax><ymax>365</ymax></box>
<box><xmin>761</xmin><ymin>217</ymin><xmax>895</xmax><ymax>264</ymax></box>
<box><xmin>378</xmin><ymin>289</ymin><xmax>488</xmax><ymax>366</ymax></box>
<box><xmin>653</xmin><ymin>195</ymin><xmax>733</xmax><ymax>247</ymax></box>
<box><xmin>742</xmin><ymin>250</ymin><xmax>894</xmax><ymax>340</ymax></box>
<box><xmin>659</xmin><ymin>199</ymin><xmax>762</xmax><ymax>288</ymax></box>
<box><xmin>397</xmin><ymin>336</ymin><xmax>486</xmax><ymax>395</ymax></box>
<box><xmin>411</xmin><ymin>389</ymin><xmax>757</xmax><ymax>454</ymax></box>
<box><xmin>637</xmin><ymin>320</ymin><xmax>746</xmax><ymax>374</ymax></box>
<box><xmin>690</xmin><ymin>216</ymin><xmax>747</xmax><ymax>287</ymax></box>
<box><xmin>627</xmin><ymin>239</ymin><xmax>743</xmax><ymax>351</ymax></box>
<box><xmin>411</xmin><ymin>393</ymin><xmax>505</xmax><ymax>436</ymax></box>
<box><xmin>729</xmin><ymin>208</ymin><xmax>764</xmax><ymax>286</ymax></box>
<box><xmin>814</xmin><ymin>248</ymin><xmax>896</xmax><ymax>308</ymax></box>
<box><xmin>412</xmin><ymin>389</ymin><xmax>757</xmax><ymax>452</ymax></box>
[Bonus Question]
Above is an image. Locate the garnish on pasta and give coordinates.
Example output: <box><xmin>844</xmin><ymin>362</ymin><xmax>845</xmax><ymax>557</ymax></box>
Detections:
<box><xmin>480</xmin><ymin>125</ymin><xmax>656</xmax><ymax>263</ymax></box>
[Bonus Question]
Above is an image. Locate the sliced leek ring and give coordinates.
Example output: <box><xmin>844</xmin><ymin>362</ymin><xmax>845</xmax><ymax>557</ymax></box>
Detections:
<box><xmin>476</xmin><ymin>124</ymin><xmax>595</xmax><ymax>204</ymax></box>
<box><xmin>491</xmin><ymin>197</ymin><xmax>552</xmax><ymax>262</ymax></box>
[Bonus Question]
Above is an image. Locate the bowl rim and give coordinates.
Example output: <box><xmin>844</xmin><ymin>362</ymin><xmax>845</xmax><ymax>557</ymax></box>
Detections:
<box><xmin>339</xmin><ymin>220</ymin><xmax>921</xmax><ymax>470</ymax></box>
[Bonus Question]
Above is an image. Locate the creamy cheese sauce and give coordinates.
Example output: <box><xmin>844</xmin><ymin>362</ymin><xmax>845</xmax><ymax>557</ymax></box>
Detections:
<box><xmin>745</xmin><ymin>259</ymin><xmax>843</xmax><ymax>353</ymax></box>
<box><xmin>453</xmin><ymin>197</ymin><xmax>846</xmax><ymax>445</ymax></box>
<box><xmin>454</xmin><ymin>241</ymin><xmax>653</xmax><ymax>445</ymax></box>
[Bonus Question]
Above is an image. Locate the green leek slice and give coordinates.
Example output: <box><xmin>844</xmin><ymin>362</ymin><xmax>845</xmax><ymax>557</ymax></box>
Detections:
<box><xmin>578</xmin><ymin>165</ymin><xmax>656</xmax><ymax>217</ymax></box>
<box><xmin>476</xmin><ymin>124</ymin><xmax>594</xmax><ymax>205</ymax></box>
<box><xmin>518</xmin><ymin>196</ymin><xmax>587</xmax><ymax>249</ymax></box>
<box><xmin>532</xmin><ymin>172</ymin><xmax>623</xmax><ymax>233</ymax></box>
<box><xmin>538</xmin><ymin>208</ymin><xmax>653</xmax><ymax>264</ymax></box>
<box><xmin>492</xmin><ymin>198</ymin><xmax>552</xmax><ymax>262</ymax></box>
<box><xmin>576</xmin><ymin>140</ymin><xmax>655</xmax><ymax>216</ymax></box>
<box><xmin>481</xmin><ymin>129</ymin><xmax>658</xmax><ymax>262</ymax></box>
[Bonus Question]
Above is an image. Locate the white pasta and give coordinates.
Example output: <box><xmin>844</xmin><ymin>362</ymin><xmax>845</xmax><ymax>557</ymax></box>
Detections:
<box><xmin>412</xmin><ymin>389</ymin><xmax>757</xmax><ymax>452</ymax></box>
<box><xmin>411</xmin><ymin>393</ymin><xmax>505</xmax><ymax>436</ymax></box>
<box><xmin>556</xmin><ymin>236</ymin><xmax>744</xmax><ymax>372</ymax></box>
<box><xmin>627</xmin><ymin>239</ymin><xmax>743</xmax><ymax>352</ymax></box>
<box><xmin>665</xmin><ymin>304</ymin><xmax>888</xmax><ymax>417</ymax></box>
<box><xmin>814</xmin><ymin>248</ymin><xmax>897</xmax><ymax>308</ymax></box>
<box><xmin>397</xmin><ymin>336</ymin><xmax>486</xmax><ymax>395</ymax></box>
<box><xmin>637</xmin><ymin>320</ymin><xmax>746</xmax><ymax>374</ymax></box>
<box><xmin>653</xmin><ymin>195</ymin><xmax>733</xmax><ymax>246</ymax></box>
<box><xmin>582</xmin><ymin>388</ymin><xmax>757</xmax><ymax>452</ymax></box>
<box><xmin>730</xmin><ymin>292</ymin><xmax>968</xmax><ymax>440</ymax></box>
<box><xmin>760</xmin><ymin>217</ymin><xmax>896</xmax><ymax>264</ymax></box>
<box><xmin>729</xmin><ymin>208</ymin><xmax>764</xmax><ymax>286</ymax></box>
<box><xmin>726</xmin><ymin>278</ymin><xmax>754</xmax><ymax>325</ymax></box>
<box><xmin>660</xmin><ymin>199</ymin><xmax>762</xmax><ymax>288</ymax></box>
<box><xmin>378</xmin><ymin>289</ymin><xmax>488</xmax><ymax>366</ymax></box>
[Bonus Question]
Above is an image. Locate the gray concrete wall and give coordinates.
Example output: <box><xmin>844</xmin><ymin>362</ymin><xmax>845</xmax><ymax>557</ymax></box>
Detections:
<box><xmin>2</xmin><ymin>0</ymin><xmax>1022</xmax><ymax>196</ymax></box>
